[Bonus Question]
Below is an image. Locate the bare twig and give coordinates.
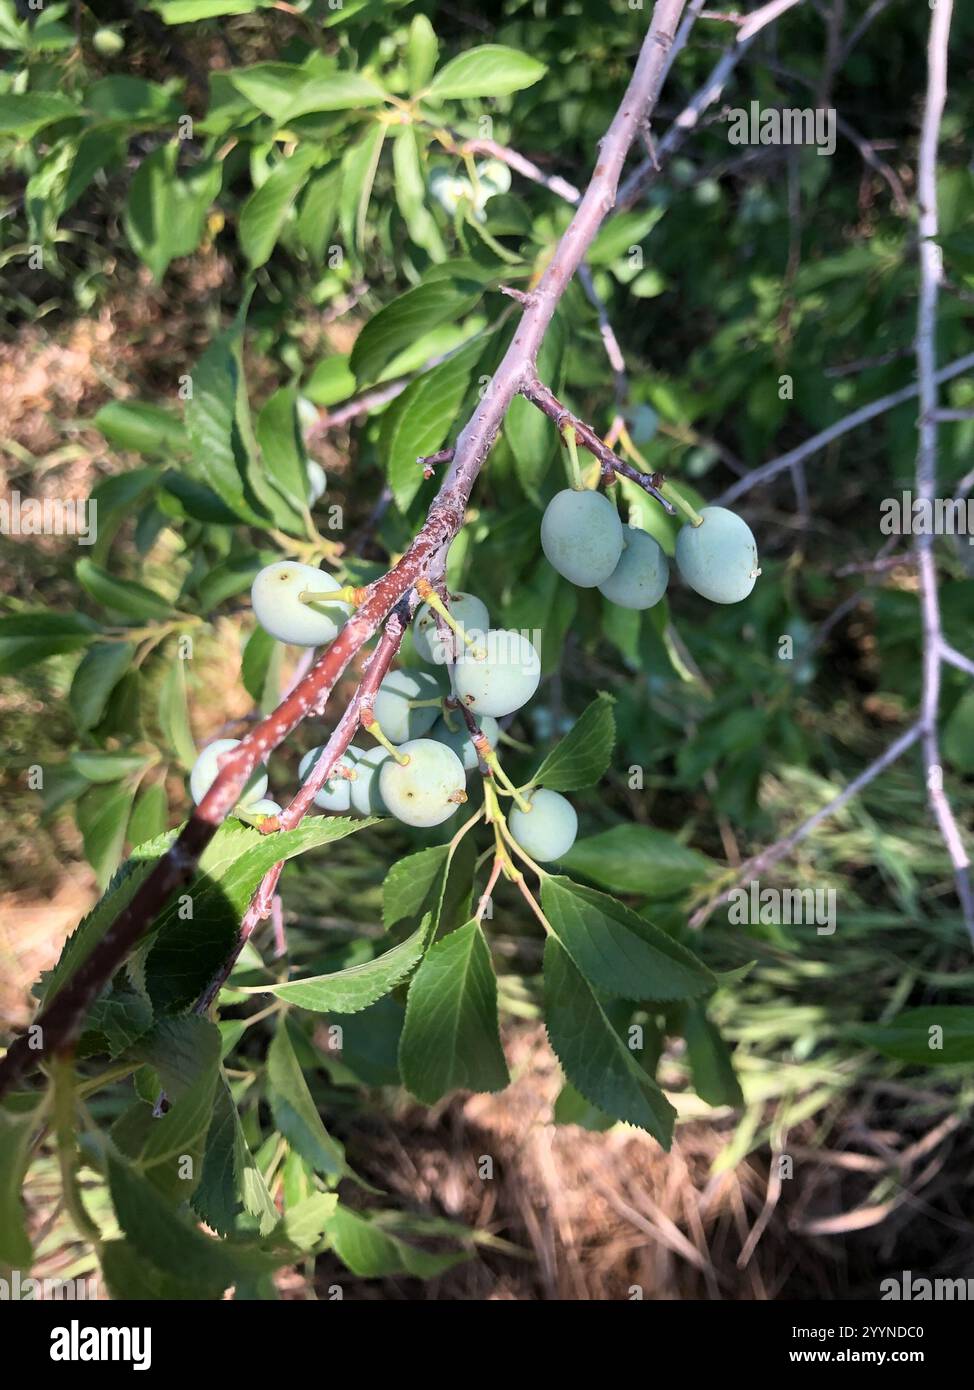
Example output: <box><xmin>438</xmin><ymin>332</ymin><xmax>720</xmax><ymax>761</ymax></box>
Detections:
<box><xmin>912</xmin><ymin>0</ymin><xmax>974</xmax><ymax>943</ymax></box>
<box><xmin>519</xmin><ymin>376</ymin><xmax>676</xmax><ymax>512</ymax></box>
<box><xmin>716</xmin><ymin>351</ymin><xmax>974</xmax><ymax>507</ymax></box>
<box><xmin>689</xmin><ymin>723</ymin><xmax>924</xmax><ymax>928</ymax></box>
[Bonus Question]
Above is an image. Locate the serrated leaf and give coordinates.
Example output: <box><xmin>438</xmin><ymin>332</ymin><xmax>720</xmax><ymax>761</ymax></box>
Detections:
<box><xmin>43</xmin><ymin>830</ymin><xmax>178</xmax><ymax>1004</ymax></box>
<box><xmin>127</xmin><ymin>782</ymin><xmax>168</xmax><ymax>848</ymax></box>
<box><xmin>380</xmin><ymin>338</ymin><xmax>480</xmax><ymax>509</ymax></box>
<box><xmin>267</xmin><ymin>1021</ymin><xmax>345</xmax><ymax>1179</ymax></box>
<box><xmin>542</xmin><ymin>877</ymin><xmax>715</xmax><ymax>1001</ymax></box>
<box><xmin>350</xmin><ymin>279</ymin><xmax>482</xmax><ymax>386</ymax></box>
<box><xmin>145</xmin><ymin>817</ymin><xmax>374</xmax><ymax>1013</ymax></box>
<box><xmin>282</xmin><ymin>1193</ymin><xmax>338</xmax><ymax>1252</ymax></box>
<box><xmin>69</xmin><ymin>642</ymin><xmax>136</xmax><ymax>732</ymax></box>
<box><xmin>530</xmin><ymin>692</ymin><xmax>615</xmax><ymax>791</ymax></box>
<box><xmin>424</xmin><ymin>46</ymin><xmax>546</xmax><ymax>101</ymax></box>
<box><xmin>76</xmin><ymin>557</ymin><xmax>172</xmax><ymax>621</ymax></box>
<box><xmin>563</xmin><ymin>824</ymin><xmax>715</xmax><ymax>898</ymax></box>
<box><xmin>399</xmin><ymin>921</ymin><xmax>509</xmax><ymax>1104</ymax></box>
<box><xmin>543</xmin><ymin>937</ymin><xmax>675</xmax><ymax>1146</ymax></box>
<box><xmin>0</xmin><ymin>91</ymin><xmax>77</xmax><ymax>136</ymax></box>
<box><xmin>136</xmin><ymin>1057</ymin><xmax>220</xmax><ymax>1201</ymax></box>
<box><xmin>100</xmin><ymin>1238</ymin><xmax>222</xmax><ymax>1300</ymax></box>
<box><xmin>383</xmin><ymin>846</ymin><xmax>449</xmax><ymax>928</ymax></box>
<box><xmin>242</xmin><ymin>914</ymin><xmax>430</xmax><ymax>1014</ymax></box>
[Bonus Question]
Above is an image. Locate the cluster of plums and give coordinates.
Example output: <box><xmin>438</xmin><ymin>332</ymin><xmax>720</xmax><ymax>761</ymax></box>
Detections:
<box><xmin>187</xmin><ymin>568</ymin><xmax>579</xmax><ymax>862</ymax></box>
<box><xmin>540</xmin><ymin>488</ymin><xmax>760</xmax><ymax>606</ymax></box>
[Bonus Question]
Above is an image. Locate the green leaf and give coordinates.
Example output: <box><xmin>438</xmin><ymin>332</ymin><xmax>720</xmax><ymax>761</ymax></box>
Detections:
<box><xmin>69</xmin><ymin>642</ymin><xmax>136</xmax><ymax>732</ymax></box>
<box><xmin>76</xmin><ymin>557</ymin><xmax>172</xmax><ymax>622</ymax></box>
<box><xmin>542</xmin><ymin>877</ymin><xmax>715</xmax><ymax>1001</ymax></box>
<box><xmin>154</xmin><ymin>0</ymin><xmax>270</xmax><ymax>22</ymax></box>
<box><xmin>0</xmin><ymin>612</ymin><xmax>99</xmax><ymax>675</ymax></box>
<box><xmin>146</xmin><ymin>817</ymin><xmax>374</xmax><ymax>1013</ymax></box>
<box><xmin>124</xmin><ymin>145</ymin><xmax>222</xmax><ymax>281</ymax></box>
<box><xmin>506</xmin><ymin>312</ymin><xmax>564</xmax><ymax>499</ymax></box>
<box><xmin>183</xmin><ymin>311</ymin><xmax>273</xmax><ymax>529</ymax></box>
<box><xmin>944</xmin><ymin>689</ymin><xmax>974</xmax><ymax>774</ymax></box>
<box><xmin>530</xmin><ymin>692</ymin><xmax>615</xmax><ymax>791</ymax></box>
<box><xmin>543</xmin><ymin>937</ymin><xmax>675</xmax><ymax>1146</ymax></box>
<box><xmin>136</xmin><ymin>1055</ymin><xmax>220</xmax><ymax>1200</ymax></box>
<box><xmin>228</xmin><ymin>64</ymin><xmax>385</xmax><ymax>121</ymax></box>
<box><xmin>855</xmin><ymin>1007</ymin><xmax>974</xmax><ymax>1065</ymax></box>
<box><xmin>339</xmin><ymin>121</ymin><xmax>387</xmax><ymax>253</ymax></box>
<box><xmin>399</xmin><ymin>920</ymin><xmax>509</xmax><ymax>1104</ymax></box>
<box><xmin>241</xmin><ymin>623</ymin><xmax>281</xmax><ymax>712</ymax></box>
<box><xmin>157</xmin><ymin>656</ymin><xmax>198</xmax><ymax>771</ymax></box>
<box><xmin>193</xmin><ymin>1075</ymin><xmax>278</xmax><ymax>1237</ymax></box>
<box><xmin>326</xmin><ymin>1205</ymin><xmax>467</xmax><ymax>1279</ymax></box>
<box><xmin>294</xmin><ymin>166</ymin><xmax>341</xmax><ymax>262</ymax></box>
<box><xmin>392</xmin><ymin>125</ymin><xmax>445</xmax><ymax>258</ymax></box>
<box><xmin>242</xmin><ymin>915</ymin><xmax>430</xmax><ymax>1014</ymax></box>
<box><xmin>380</xmin><ymin>338</ymin><xmax>481</xmax><ymax>510</ymax></box>
<box><xmin>0</xmin><ymin>1100</ymin><xmax>42</xmax><ymax>1266</ymax></box>
<box><xmin>382</xmin><ymin>845</ymin><xmax>450</xmax><ymax>928</ymax></box>
<box><xmin>0</xmin><ymin>91</ymin><xmax>77</xmax><ymax>137</ymax></box>
<box><xmin>93</xmin><ymin>400</ymin><xmax>187</xmax><ymax>456</ymax></box>
<box><xmin>406</xmin><ymin>14</ymin><xmax>439</xmax><ymax>92</ymax></box>
<box><xmin>304</xmin><ymin>354</ymin><xmax>355</xmax><ymax>407</ymax></box>
<box><xmin>586</xmin><ymin>208</ymin><xmax>665</xmax><ymax>267</ymax></box>
<box><xmin>43</xmin><ymin>830</ymin><xmax>178</xmax><ymax>1004</ymax></box>
<box><xmin>256</xmin><ymin>386</ymin><xmax>311</xmax><ymax>516</ymax></box>
<box><xmin>127</xmin><ymin>783</ymin><xmax>169</xmax><ymax>848</ymax></box>
<box><xmin>424</xmin><ymin>46</ymin><xmax>546</xmax><ymax>101</ymax></box>
<box><xmin>239</xmin><ymin>145</ymin><xmax>320</xmax><ymax>269</ymax></box>
<box><xmin>563</xmin><ymin>824</ymin><xmax>715</xmax><ymax>898</ymax></box>
<box><xmin>267</xmin><ymin>1021</ymin><xmax>345</xmax><ymax>1179</ymax></box>
<box><xmin>282</xmin><ymin>1193</ymin><xmax>338</xmax><ymax>1252</ymax></box>
<box><xmin>77</xmin><ymin>781</ymin><xmax>136</xmax><ymax>888</ymax></box>
<box><xmin>100</xmin><ymin>1238</ymin><xmax>222</xmax><ymax>1300</ymax></box>
<box><xmin>350</xmin><ymin>280</ymin><xmax>482</xmax><ymax>386</ymax></box>
<box><xmin>70</xmin><ymin>750</ymin><xmax>150</xmax><ymax>783</ymax></box>
<box><xmin>106</xmin><ymin>1156</ymin><xmax>282</xmax><ymax>1291</ymax></box>
<box><xmin>684</xmin><ymin>1005</ymin><xmax>744</xmax><ymax>1107</ymax></box>
<box><xmin>552</xmin><ymin>1081</ymin><xmax>614</xmax><ymax>1132</ymax></box>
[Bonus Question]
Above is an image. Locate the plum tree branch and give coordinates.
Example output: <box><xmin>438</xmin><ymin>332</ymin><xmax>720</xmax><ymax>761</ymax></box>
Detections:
<box><xmin>519</xmin><ymin>376</ymin><xmax>676</xmax><ymax>511</ymax></box>
<box><xmin>912</xmin><ymin>0</ymin><xmax>974</xmax><ymax>944</ymax></box>
<box><xmin>0</xmin><ymin>0</ymin><xmax>689</xmax><ymax>1099</ymax></box>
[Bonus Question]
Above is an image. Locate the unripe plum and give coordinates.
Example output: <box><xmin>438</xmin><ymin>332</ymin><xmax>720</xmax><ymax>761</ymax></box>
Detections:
<box><xmin>299</xmin><ymin>744</ymin><xmax>364</xmax><ymax>812</ymax></box>
<box><xmin>378</xmin><ymin>739</ymin><xmax>466</xmax><ymax>828</ymax></box>
<box><xmin>190</xmin><ymin>738</ymin><xmax>268</xmax><ymax>808</ymax></box>
<box><xmin>251</xmin><ymin>561</ymin><xmax>352</xmax><ymax>646</ymax></box>
<box><xmin>431</xmin><ymin>712</ymin><xmax>499</xmax><ymax>771</ymax></box>
<box><xmin>454</xmin><ymin>629</ymin><xmax>541</xmax><ymax>717</ymax></box>
<box><xmin>372</xmin><ymin>668</ymin><xmax>442</xmax><ymax>744</ymax></box>
<box><xmin>413</xmin><ymin>591</ymin><xmax>489</xmax><ymax>665</ymax></box>
<box><xmin>508</xmin><ymin>789</ymin><xmax>578</xmax><ymax>863</ymax></box>
<box><xmin>598</xmin><ymin>528</ymin><xmax>669</xmax><ymax>609</ymax></box>
<box><xmin>540</xmin><ymin>488</ymin><xmax>624</xmax><ymax>587</ymax></box>
<box><xmin>93</xmin><ymin>27</ymin><xmax>124</xmax><ymax>57</ymax></box>
<box><xmin>349</xmin><ymin>745</ymin><xmax>392</xmax><ymax>815</ymax></box>
<box><xmin>246</xmin><ymin>798</ymin><xmax>282</xmax><ymax>817</ymax></box>
<box><xmin>675</xmin><ymin>505</ymin><xmax>759</xmax><ymax>604</ymax></box>
<box><xmin>306</xmin><ymin>460</ymin><xmax>327</xmax><ymax>505</ymax></box>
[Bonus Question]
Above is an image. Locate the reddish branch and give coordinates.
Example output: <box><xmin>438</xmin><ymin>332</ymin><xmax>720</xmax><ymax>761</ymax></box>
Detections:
<box><xmin>520</xmin><ymin>376</ymin><xmax>675</xmax><ymax>511</ymax></box>
<box><xmin>0</xmin><ymin>0</ymin><xmax>688</xmax><ymax>1099</ymax></box>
